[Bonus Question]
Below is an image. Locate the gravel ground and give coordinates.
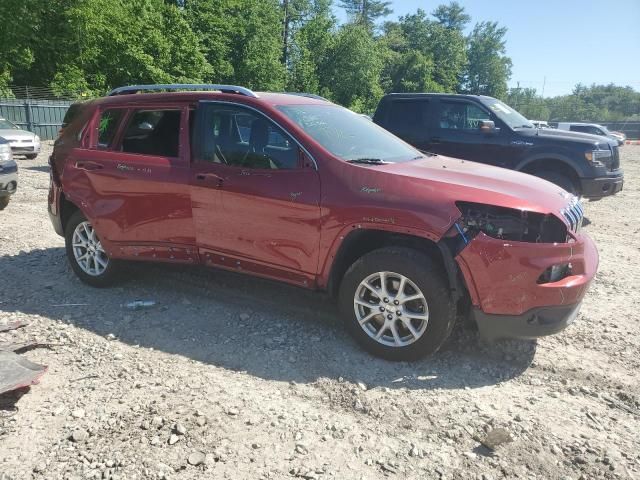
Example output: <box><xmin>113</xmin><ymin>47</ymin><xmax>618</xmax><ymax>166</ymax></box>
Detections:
<box><xmin>0</xmin><ymin>143</ymin><xmax>639</xmax><ymax>480</ymax></box>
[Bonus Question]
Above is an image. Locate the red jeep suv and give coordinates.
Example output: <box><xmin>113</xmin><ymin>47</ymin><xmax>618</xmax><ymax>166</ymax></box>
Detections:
<box><xmin>48</xmin><ymin>84</ymin><xmax>598</xmax><ymax>360</ymax></box>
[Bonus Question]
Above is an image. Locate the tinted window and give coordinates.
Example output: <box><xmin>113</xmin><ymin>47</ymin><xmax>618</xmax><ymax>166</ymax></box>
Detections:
<box><xmin>121</xmin><ymin>110</ymin><xmax>181</xmax><ymax>157</ymax></box>
<box><xmin>198</xmin><ymin>105</ymin><xmax>298</xmax><ymax>170</ymax></box>
<box><xmin>97</xmin><ymin>109</ymin><xmax>125</xmax><ymax>149</ymax></box>
<box><xmin>387</xmin><ymin>100</ymin><xmax>428</xmax><ymax>132</ymax></box>
<box><xmin>278</xmin><ymin>104</ymin><xmax>421</xmax><ymax>163</ymax></box>
<box><xmin>438</xmin><ymin>101</ymin><xmax>490</xmax><ymax>131</ymax></box>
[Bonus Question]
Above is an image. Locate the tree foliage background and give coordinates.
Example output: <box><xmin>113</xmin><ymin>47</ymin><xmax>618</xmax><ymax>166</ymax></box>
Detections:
<box><xmin>0</xmin><ymin>0</ymin><xmax>637</xmax><ymax>120</ymax></box>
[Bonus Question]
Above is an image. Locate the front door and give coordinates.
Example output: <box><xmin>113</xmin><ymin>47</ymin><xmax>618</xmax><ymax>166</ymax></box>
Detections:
<box><xmin>431</xmin><ymin>99</ymin><xmax>507</xmax><ymax>167</ymax></box>
<box><xmin>190</xmin><ymin>102</ymin><xmax>321</xmax><ymax>286</ymax></box>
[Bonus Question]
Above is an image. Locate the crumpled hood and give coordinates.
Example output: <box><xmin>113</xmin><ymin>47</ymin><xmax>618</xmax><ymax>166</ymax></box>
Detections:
<box><xmin>0</xmin><ymin>129</ymin><xmax>36</xmax><ymax>141</ymax></box>
<box><xmin>378</xmin><ymin>155</ymin><xmax>574</xmax><ymax>216</ymax></box>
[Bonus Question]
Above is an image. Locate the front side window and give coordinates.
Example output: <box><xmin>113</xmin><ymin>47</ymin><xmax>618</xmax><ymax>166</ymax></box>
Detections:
<box><xmin>198</xmin><ymin>105</ymin><xmax>298</xmax><ymax>169</ymax></box>
<box><xmin>121</xmin><ymin>109</ymin><xmax>181</xmax><ymax>157</ymax></box>
<box><xmin>278</xmin><ymin>104</ymin><xmax>421</xmax><ymax>163</ymax></box>
<box><xmin>438</xmin><ymin>101</ymin><xmax>491</xmax><ymax>131</ymax></box>
<box><xmin>97</xmin><ymin>109</ymin><xmax>125</xmax><ymax>149</ymax></box>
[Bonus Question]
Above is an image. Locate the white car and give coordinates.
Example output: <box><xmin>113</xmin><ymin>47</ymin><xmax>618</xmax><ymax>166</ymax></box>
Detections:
<box><xmin>530</xmin><ymin>120</ymin><xmax>550</xmax><ymax>129</ymax></box>
<box><xmin>0</xmin><ymin>118</ymin><xmax>41</xmax><ymax>159</ymax></box>
<box><xmin>0</xmin><ymin>137</ymin><xmax>17</xmax><ymax>210</ymax></box>
<box><xmin>556</xmin><ymin>122</ymin><xmax>624</xmax><ymax>146</ymax></box>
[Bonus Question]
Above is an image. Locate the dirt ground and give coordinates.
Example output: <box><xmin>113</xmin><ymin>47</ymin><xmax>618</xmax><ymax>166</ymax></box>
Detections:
<box><xmin>0</xmin><ymin>143</ymin><xmax>639</xmax><ymax>480</ymax></box>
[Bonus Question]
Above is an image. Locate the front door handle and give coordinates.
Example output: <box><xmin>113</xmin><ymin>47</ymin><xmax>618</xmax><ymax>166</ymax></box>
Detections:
<box><xmin>75</xmin><ymin>161</ymin><xmax>103</xmax><ymax>171</ymax></box>
<box><xmin>196</xmin><ymin>172</ymin><xmax>224</xmax><ymax>187</ymax></box>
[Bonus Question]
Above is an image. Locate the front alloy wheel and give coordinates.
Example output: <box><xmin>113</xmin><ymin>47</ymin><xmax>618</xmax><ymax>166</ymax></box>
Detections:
<box><xmin>354</xmin><ymin>271</ymin><xmax>429</xmax><ymax>347</ymax></box>
<box><xmin>339</xmin><ymin>247</ymin><xmax>455</xmax><ymax>360</ymax></box>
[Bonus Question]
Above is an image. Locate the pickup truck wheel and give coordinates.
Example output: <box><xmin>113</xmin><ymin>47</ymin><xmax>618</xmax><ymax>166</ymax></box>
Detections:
<box><xmin>65</xmin><ymin>210</ymin><xmax>121</xmax><ymax>287</ymax></box>
<box><xmin>535</xmin><ymin>171</ymin><xmax>578</xmax><ymax>195</ymax></box>
<box><xmin>0</xmin><ymin>197</ymin><xmax>9</xmax><ymax>210</ymax></box>
<box><xmin>25</xmin><ymin>153</ymin><xmax>38</xmax><ymax>160</ymax></box>
<box><xmin>339</xmin><ymin>247</ymin><xmax>455</xmax><ymax>361</ymax></box>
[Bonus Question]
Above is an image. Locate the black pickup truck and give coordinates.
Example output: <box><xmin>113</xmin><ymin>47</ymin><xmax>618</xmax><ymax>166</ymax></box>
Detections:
<box><xmin>373</xmin><ymin>93</ymin><xmax>624</xmax><ymax>199</ymax></box>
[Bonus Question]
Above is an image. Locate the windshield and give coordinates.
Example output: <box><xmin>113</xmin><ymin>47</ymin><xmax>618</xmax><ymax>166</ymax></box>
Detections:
<box><xmin>481</xmin><ymin>99</ymin><xmax>534</xmax><ymax>130</ymax></box>
<box><xmin>0</xmin><ymin>119</ymin><xmax>19</xmax><ymax>130</ymax></box>
<box><xmin>277</xmin><ymin>104</ymin><xmax>422</xmax><ymax>163</ymax></box>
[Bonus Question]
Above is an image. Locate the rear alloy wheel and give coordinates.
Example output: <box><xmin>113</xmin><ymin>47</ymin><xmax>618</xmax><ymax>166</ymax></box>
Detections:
<box><xmin>339</xmin><ymin>247</ymin><xmax>456</xmax><ymax>361</ymax></box>
<box><xmin>65</xmin><ymin>210</ymin><xmax>121</xmax><ymax>287</ymax></box>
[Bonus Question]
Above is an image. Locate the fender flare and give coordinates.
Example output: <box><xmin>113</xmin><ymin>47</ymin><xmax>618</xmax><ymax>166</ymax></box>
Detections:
<box><xmin>514</xmin><ymin>153</ymin><xmax>581</xmax><ymax>175</ymax></box>
<box><xmin>320</xmin><ymin>221</ymin><xmax>444</xmax><ymax>293</ymax></box>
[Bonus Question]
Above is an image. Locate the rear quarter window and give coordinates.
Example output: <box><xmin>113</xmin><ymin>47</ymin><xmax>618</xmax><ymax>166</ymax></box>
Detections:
<box><xmin>97</xmin><ymin>109</ymin><xmax>125</xmax><ymax>149</ymax></box>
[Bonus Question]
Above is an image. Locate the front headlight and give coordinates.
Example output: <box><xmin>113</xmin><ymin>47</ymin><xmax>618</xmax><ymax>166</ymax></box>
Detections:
<box><xmin>0</xmin><ymin>144</ymin><xmax>12</xmax><ymax>162</ymax></box>
<box><xmin>584</xmin><ymin>148</ymin><xmax>611</xmax><ymax>167</ymax></box>
<box><xmin>454</xmin><ymin>202</ymin><xmax>568</xmax><ymax>244</ymax></box>
<box><xmin>34</xmin><ymin>135</ymin><xmax>41</xmax><ymax>144</ymax></box>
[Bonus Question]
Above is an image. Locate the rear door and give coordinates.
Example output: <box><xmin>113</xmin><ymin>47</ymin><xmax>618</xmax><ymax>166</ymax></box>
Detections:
<box><xmin>190</xmin><ymin>101</ymin><xmax>321</xmax><ymax>286</ymax></box>
<box><xmin>62</xmin><ymin>104</ymin><xmax>196</xmax><ymax>259</ymax></box>
<box><xmin>379</xmin><ymin>99</ymin><xmax>434</xmax><ymax>151</ymax></box>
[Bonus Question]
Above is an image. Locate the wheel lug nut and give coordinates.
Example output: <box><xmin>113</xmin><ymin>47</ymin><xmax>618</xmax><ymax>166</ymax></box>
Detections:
<box><xmin>387</xmin><ymin>314</ymin><xmax>393</xmax><ymax>320</ymax></box>
<box><xmin>394</xmin><ymin>300</ymin><xmax>399</xmax><ymax>305</ymax></box>
<box><xmin>383</xmin><ymin>298</ymin><xmax>389</xmax><ymax>303</ymax></box>
<box><xmin>379</xmin><ymin>306</ymin><xmax>385</xmax><ymax>312</ymax></box>
<box><xmin>396</xmin><ymin>311</ymin><xmax>402</xmax><ymax>316</ymax></box>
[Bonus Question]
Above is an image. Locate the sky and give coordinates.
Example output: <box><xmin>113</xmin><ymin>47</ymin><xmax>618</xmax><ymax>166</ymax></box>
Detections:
<box><xmin>333</xmin><ymin>0</ymin><xmax>640</xmax><ymax>97</ymax></box>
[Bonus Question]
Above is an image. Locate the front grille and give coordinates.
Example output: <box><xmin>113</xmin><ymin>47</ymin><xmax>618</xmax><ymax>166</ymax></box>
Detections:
<box><xmin>611</xmin><ymin>146</ymin><xmax>620</xmax><ymax>170</ymax></box>
<box><xmin>562</xmin><ymin>198</ymin><xmax>584</xmax><ymax>234</ymax></box>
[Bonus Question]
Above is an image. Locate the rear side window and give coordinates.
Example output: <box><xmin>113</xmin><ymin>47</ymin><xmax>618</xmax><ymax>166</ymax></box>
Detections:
<box><xmin>387</xmin><ymin>100</ymin><xmax>429</xmax><ymax>133</ymax></box>
<box><xmin>97</xmin><ymin>109</ymin><xmax>125</xmax><ymax>149</ymax></box>
<box><xmin>121</xmin><ymin>110</ymin><xmax>181</xmax><ymax>157</ymax></box>
<box><xmin>438</xmin><ymin>101</ymin><xmax>490</xmax><ymax>131</ymax></box>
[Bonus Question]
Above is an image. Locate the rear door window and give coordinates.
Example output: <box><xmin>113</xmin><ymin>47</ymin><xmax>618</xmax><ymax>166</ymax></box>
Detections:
<box><xmin>97</xmin><ymin>109</ymin><xmax>125</xmax><ymax>149</ymax></box>
<box><xmin>121</xmin><ymin>109</ymin><xmax>181</xmax><ymax>157</ymax></box>
<box><xmin>387</xmin><ymin>100</ymin><xmax>429</xmax><ymax>135</ymax></box>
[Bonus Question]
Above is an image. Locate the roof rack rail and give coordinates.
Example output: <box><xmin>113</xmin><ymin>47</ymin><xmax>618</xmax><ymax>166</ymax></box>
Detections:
<box><xmin>107</xmin><ymin>84</ymin><xmax>259</xmax><ymax>98</ymax></box>
<box><xmin>282</xmin><ymin>92</ymin><xmax>329</xmax><ymax>102</ymax></box>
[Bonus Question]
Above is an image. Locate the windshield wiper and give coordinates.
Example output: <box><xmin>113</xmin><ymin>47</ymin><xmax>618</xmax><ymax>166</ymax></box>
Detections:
<box><xmin>346</xmin><ymin>158</ymin><xmax>389</xmax><ymax>165</ymax></box>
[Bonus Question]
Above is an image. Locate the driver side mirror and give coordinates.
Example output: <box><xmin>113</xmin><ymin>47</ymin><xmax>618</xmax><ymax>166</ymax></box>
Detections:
<box><xmin>479</xmin><ymin>120</ymin><xmax>499</xmax><ymax>134</ymax></box>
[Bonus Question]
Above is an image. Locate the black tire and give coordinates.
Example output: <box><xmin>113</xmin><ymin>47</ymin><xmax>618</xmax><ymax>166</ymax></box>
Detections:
<box><xmin>25</xmin><ymin>154</ymin><xmax>38</xmax><ymax>160</ymax></box>
<box><xmin>0</xmin><ymin>197</ymin><xmax>9</xmax><ymax>211</ymax></box>
<box><xmin>338</xmin><ymin>247</ymin><xmax>456</xmax><ymax>361</ymax></box>
<box><xmin>64</xmin><ymin>210</ymin><xmax>121</xmax><ymax>287</ymax></box>
<box><xmin>535</xmin><ymin>171</ymin><xmax>578</xmax><ymax>195</ymax></box>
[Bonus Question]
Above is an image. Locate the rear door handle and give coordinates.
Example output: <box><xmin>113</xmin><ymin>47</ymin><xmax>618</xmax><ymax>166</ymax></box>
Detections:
<box><xmin>196</xmin><ymin>172</ymin><xmax>224</xmax><ymax>187</ymax></box>
<box><xmin>75</xmin><ymin>161</ymin><xmax>103</xmax><ymax>171</ymax></box>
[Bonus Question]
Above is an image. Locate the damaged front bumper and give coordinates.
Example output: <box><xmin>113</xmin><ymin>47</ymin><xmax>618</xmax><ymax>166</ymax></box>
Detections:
<box><xmin>455</xmin><ymin>231</ymin><xmax>598</xmax><ymax>340</ymax></box>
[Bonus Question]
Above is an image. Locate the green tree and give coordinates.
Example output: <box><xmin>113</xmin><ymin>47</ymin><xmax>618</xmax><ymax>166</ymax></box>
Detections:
<box><xmin>461</xmin><ymin>21</ymin><xmax>512</xmax><ymax>98</ymax></box>
<box><xmin>287</xmin><ymin>0</ymin><xmax>336</xmax><ymax>93</ymax></box>
<box><xmin>322</xmin><ymin>23</ymin><xmax>383</xmax><ymax>112</ymax></box>
<box><xmin>380</xmin><ymin>9</ymin><xmax>466</xmax><ymax>93</ymax></box>
<box><xmin>506</xmin><ymin>87</ymin><xmax>550</xmax><ymax>120</ymax></box>
<box><xmin>338</xmin><ymin>0</ymin><xmax>392</xmax><ymax>30</ymax></box>
<box><xmin>432</xmin><ymin>1</ymin><xmax>470</xmax><ymax>30</ymax></box>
